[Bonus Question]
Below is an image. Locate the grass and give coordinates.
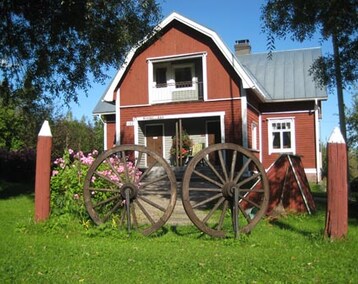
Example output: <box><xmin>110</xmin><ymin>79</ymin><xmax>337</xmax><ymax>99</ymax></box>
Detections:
<box><xmin>1</xmin><ymin>181</ymin><xmax>358</xmax><ymax>283</ymax></box>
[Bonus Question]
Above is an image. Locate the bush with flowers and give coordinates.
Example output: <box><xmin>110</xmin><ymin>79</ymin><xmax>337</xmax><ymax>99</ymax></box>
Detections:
<box><xmin>50</xmin><ymin>149</ymin><xmax>98</xmax><ymax>220</ymax></box>
<box><xmin>50</xmin><ymin>148</ymin><xmax>143</xmax><ymax>225</ymax></box>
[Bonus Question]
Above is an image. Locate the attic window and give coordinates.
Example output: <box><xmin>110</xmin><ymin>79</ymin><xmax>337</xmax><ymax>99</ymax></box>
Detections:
<box><xmin>155</xmin><ymin>67</ymin><xmax>167</xmax><ymax>87</ymax></box>
<box><xmin>174</xmin><ymin>66</ymin><xmax>192</xmax><ymax>88</ymax></box>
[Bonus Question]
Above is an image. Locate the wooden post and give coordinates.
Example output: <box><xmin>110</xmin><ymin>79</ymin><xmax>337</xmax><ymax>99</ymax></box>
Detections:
<box><xmin>324</xmin><ymin>127</ymin><xmax>348</xmax><ymax>239</ymax></box>
<box><xmin>34</xmin><ymin>120</ymin><xmax>52</xmax><ymax>222</ymax></box>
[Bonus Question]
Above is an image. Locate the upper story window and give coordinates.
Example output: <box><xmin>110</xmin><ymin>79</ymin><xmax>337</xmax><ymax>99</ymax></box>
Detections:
<box><xmin>268</xmin><ymin>118</ymin><xmax>295</xmax><ymax>154</ymax></box>
<box><xmin>174</xmin><ymin>65</ymin><xmax>193</xmax><ymax>88</ymax></box>
<box><xmin>155</xmin><ymin>67</ymin><xmax>167</xmax><ymax>87</ymax></box>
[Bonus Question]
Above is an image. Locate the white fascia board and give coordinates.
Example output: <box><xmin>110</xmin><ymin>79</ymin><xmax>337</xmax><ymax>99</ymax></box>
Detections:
<box><xmin>103</xmin><ymin>12</ymin><xmax>261</xmax><ymax>102</ymax></box>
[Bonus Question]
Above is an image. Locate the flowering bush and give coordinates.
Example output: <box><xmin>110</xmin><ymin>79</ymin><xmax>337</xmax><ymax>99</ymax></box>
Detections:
<box><xmin>50</xmin><ymin>149</ymin><xmax>142</xmax><ymax>222</ymax></box>
<box><xmin>50</xmin><ymin>149</ymin><xmax>98</xmax><ymax>219</ymax></box>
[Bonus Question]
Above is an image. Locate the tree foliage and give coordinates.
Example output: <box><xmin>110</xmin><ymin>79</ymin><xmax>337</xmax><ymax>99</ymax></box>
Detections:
<box><xmin>0</xmin><ymin>78</ymin><xmax>53</xmax><ymax>150</ymax></box>
<box><xmin>0</xmin><ymin>0</ymin><xmax>161</xmax><ymax>104</ymax></box>
<box><xmin>261</xmin><ymin>0</ymin><xmax>358</xmax><ymax>141</ymax></box>
<box><xmin>347</xmin><ymin>93</ymin><xmax>358</xmax><ymax>149</ymax></box>
<box><xmin>51</xmin><ymin>113</ymin><xmax>104</xmax><ymax>159</ymax></box>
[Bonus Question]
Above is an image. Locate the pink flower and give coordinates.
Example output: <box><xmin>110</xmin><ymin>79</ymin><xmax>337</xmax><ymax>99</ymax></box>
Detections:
<box><xmin>52</xmin><ymin>170</ymin><xmax>59</xmax><ymax>176</ymax></box>
<box><xmin>68</xmin><ymin>149</ymin><xmax>74</xmax><ymax>155</ymax></box>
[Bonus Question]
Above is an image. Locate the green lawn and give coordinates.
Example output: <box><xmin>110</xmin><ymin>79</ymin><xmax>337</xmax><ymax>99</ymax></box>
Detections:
<box><xmin>1</xmin><ymin>182</ymin><xmax>358</xmax><ymax>283</ymax></box>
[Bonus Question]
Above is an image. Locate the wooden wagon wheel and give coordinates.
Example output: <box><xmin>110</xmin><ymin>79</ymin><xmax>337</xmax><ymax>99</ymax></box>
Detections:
<box><xmin>83</xmin><ymin>145</ymin><xmax>177</xmax><ymax>236</ymax></box>
<box><xmin>182</xmin><ymin>143</ymin><xmax>269</xmax><ymax>238</ymax></box>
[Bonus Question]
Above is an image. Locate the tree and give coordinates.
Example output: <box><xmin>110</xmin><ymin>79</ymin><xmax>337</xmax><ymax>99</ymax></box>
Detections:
<box><xmin>51</xmin><ymin>112</ymin><xmax>103</xmax><ymax>159</ymax></box>
<box><xmin>261</xmin><ymin>0</ymin><xmax>358</xmax><ymax>141</ymax></box>
<box><xmin>0</xmin><ymin>77</ymin><xmax>53</xmax><ymax>150</ymax></box>
<box><xmin>347</xmin><ymin>93</ymin><xmax>358</xmax><ymax>149</ymax></box>
<box><xmin>0</xmin><ymin>1</ymin><xmax>161</xmax><ymax>104</ymax></box>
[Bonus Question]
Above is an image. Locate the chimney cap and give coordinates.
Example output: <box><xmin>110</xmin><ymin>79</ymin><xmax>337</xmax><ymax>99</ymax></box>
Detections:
<box><xmin>235</xmin><ymin>39</ymin><xmax>250</xmax><ymax>45</ymax></box>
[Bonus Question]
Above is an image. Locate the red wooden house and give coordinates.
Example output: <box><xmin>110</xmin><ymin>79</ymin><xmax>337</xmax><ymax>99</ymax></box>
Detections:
<box><xmin>93</xmin><ymin>13</ymin><xmax>327</xmax><ymax>182</ymax></box>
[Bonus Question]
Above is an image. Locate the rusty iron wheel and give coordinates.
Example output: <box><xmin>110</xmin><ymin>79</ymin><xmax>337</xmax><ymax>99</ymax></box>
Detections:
<box><xmin>182</xmin><ymin>143</ymin><xmax>269</xmax><ymax>238</ymax></box>
<box><xmin>83</xmin><ymin>145</ymin><xmax>177</xmax><ymax>236</ymax></box>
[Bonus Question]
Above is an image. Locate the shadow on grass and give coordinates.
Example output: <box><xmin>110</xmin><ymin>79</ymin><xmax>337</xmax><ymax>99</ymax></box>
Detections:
<box><xmin>0</xmin><ymin>179</ymin><xmax>34</xmax><ymax>199</ymax></box>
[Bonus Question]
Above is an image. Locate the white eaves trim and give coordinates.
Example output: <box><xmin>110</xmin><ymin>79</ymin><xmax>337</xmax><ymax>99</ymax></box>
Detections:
<box><xmin>103</xmin><ymin>12</ymin><xmax>263</xmax><ymax>102</ymax></box>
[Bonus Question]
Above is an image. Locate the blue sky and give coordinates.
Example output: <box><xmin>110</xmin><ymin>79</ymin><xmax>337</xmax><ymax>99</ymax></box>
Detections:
<box><xmin>69</xmin><ymin>0</ymin><xmax>354</xmax><ymax>141</ymax></box>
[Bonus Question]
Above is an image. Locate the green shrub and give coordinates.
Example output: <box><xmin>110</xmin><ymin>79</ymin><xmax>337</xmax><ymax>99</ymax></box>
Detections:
<box><xmin>50</xmin><ymin>149</ymin><xmax>98</xmax><ymax>221</ymax></box>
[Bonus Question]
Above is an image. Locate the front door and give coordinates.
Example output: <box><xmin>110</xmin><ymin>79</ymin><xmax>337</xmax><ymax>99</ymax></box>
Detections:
<box><xmin>146</xmin><ymin>125</ymin><xmax>163</xmax><ymax>166</ymax></box>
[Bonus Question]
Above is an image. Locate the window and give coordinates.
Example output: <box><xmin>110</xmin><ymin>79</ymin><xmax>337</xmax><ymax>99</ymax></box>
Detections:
<box><xmin>155</xmin><ymin>67</ymin><xmax>167</xmax><ymax>87</ymax></box>
<box><xmin>268</xmin><ymin>118</ymin><xmax>295</xmax><ymax>154</ymax></box>
<box><xmin>174</xmin><ymin>66</ymin><xmax>192</xmax><ymax>88</ymax></box>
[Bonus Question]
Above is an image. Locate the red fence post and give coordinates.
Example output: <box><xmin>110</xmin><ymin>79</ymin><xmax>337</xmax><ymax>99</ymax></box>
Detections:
<box><xmin>34</xmin><ymin>120</ymin><xmax>52</xmax><ymax>222</ymax></box>
<box><xmin>324</xmin><ymin>127</ymin><xmax>348</xmax><ymax>239</ymax></box>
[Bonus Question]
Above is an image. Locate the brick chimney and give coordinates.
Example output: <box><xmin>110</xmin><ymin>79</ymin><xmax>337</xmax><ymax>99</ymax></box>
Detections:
<box><xmin>234</xmin><ymin>39</ymin><xmax>251</xmax><ymax>56</ymax></box>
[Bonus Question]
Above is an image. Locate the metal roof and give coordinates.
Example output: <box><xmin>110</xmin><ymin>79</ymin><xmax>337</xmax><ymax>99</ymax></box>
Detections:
<box><xmin>237</xmin><ymin>47</ymin><xmax>327</xmax><ymax>101</ymax></box>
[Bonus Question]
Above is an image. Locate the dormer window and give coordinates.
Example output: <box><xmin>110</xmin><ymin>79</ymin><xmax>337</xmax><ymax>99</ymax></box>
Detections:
<box><xmin>148</xmin><ymin>52</ymin><xmax>207</xmax><ymax>104</ymax></box>
<box><xmin>155</xmin><ymin>67</ymin><xmax>167</xmax><ymax>88</ymax></box>
<box><xmin>174</xmin><ymin>65</ymin><xmax>193</xmax><ymax>88</ymax></box>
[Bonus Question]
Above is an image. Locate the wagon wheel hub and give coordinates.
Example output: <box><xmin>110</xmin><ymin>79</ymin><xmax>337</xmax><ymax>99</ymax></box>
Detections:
<box><xmin>120</xmin><ymin>183</ymin><xmax>139</xmax><ymax>200</ymax></box>
<box><xmin>222</xmin><ymin>182</ymin><xmax>239</xmax><ymax>200</ymax></box>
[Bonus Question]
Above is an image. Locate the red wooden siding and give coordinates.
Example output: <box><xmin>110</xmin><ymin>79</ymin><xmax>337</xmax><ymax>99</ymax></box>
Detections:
<box><xmin>117</xmin><ymin>22</ymin><xmax>241</xmax><ymax>106</ymax></box>
<box><xmin>261</xmin><ymin>111</ymin><xmax>316</xmax><ymax>170</ymax></box>
<box><xmin>120</xmin><ymin>99</ymin><xmax>242</xmax><ymax>144</ymax></box>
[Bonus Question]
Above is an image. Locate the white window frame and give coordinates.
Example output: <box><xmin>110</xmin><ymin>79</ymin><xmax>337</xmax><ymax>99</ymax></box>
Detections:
<box><xmin>268</xmin><ymin>118</ymin><xmax>296</xmax><ymax>155</ymax></box>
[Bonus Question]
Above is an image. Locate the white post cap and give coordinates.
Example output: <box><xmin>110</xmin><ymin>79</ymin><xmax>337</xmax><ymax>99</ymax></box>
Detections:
<box><xmin>328</xmin><ymin>127</ymin><xmax>345</xmax><ymax>144</ymax></box>
<box><xmin>38</xmin><ymin>120</ymin><xmax>52</xmax><ymax>137</ymax></box>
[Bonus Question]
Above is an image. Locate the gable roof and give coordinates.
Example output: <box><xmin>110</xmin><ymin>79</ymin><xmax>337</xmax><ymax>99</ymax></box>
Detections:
<box><xmin>100</xmin><ymin>12</ymin><xmax>263</xmax><ymax>103</ymax></box>
<box><xmin>93</xmin><ymin>13</ymin><xmax>327</xmax><ymax>115</ymax></box>
<box><xmin>237</xmin><ymin>48</ymin><xmax>327</xmax><ymax>101</ymax></box>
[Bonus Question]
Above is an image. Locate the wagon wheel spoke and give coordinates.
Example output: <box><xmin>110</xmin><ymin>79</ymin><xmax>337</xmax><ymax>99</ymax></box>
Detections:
<box><xmin>238</xmin><ymin>187</ymin><xmax>265</xmax><ymax>193</ymax></box>
<box><xmin>218</xmin><ymin>149</ymin><xmax>229</xmax><ymax>182</ymax></box>
<box><xmin>83</xmin><ymin>145</ymin><xmax>177</xmax><ymax>236</ymax></box>
<box><xmin>192</xmin><ymin>193</ymin><xmax>222</xmax><ymax>209</ymax></box>
<box><xmin>192</xmin><ymin>169</ymin><xmax>223</xmax><ymax>188</ymax></box>
<box><xmin>237</xmin><ymin>202</ymin><xmax>252</xmax><ymax>223</ymax></box>
<box><xmin>94</xmin><ymin>171</ymin><xmax>121</xmax><ymax>187</ymax></box>
<box><xmin>182</xmin><ymin>143</ymin><xmax>269</xmax><ymax>238</ymax></box>
<box><xmin>102</xmin><ymin>200</ymin><xmax>123</xmax><ymax>223</ymax></box>
<box><xmin>238</xmin><ymin>193</ymin><xmax>262</xmax><ymax>209</ymax></box>
<box><xmin>217</xmin><ymin>200</ymin><xmax>229</xmax><ymax>231</ymax></box>
<box><xmin>202</xmin><ymin>196</ymin><xmax>225</xmax><ymax>223</ymax></box>
<box><xmin>137</xmin><ymin>195</ymin><xmax>166</xmax><ymax>212</ymax></box>
<box><xmin>233</xmin><ymin>158</ymin><xmax>252</xmax><ymax>184</ymax></box>
<box><xmin>138</xmin><ymin>161</ymin><xmax>159</xmax><ymax>183</ymax></box>
<box><xmin>134</xmin><ymin>199</ymin><xmax>155</xmax><ymax>225</ymax></box>
<box><xmin>88</xmin><ymin>187</ymin><xmax>121</xmax><ymax>193</ymax></box>
<box><xmin>140</xmin><ymin>174</ymin><xmax>168</xmax><ymax>187</ymax></box>
<box><xmin>203</xmin><ymin>157</ymin><xmax>226</xmax><ymax>184</ymax></box>
<box><xmin>230</xmin><ymin>150</ymin><xmax>238</xmax><ymax>181</ymax></box>
<box><xmin>93</xmin><ymin>195</ymin><xmax>121</xmax><ymax>208</ymax></box>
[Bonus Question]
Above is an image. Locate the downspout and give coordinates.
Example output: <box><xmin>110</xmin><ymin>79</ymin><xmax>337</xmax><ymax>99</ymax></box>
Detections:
<box><xmin>115</xmin><ymin>89</ymin><xmax>121</xmax><ymax>146</ymax></box>
<box><xmin>314</xmin><ymin>99</ymin><xmax>321</xmax><ymax>182</ymax></box>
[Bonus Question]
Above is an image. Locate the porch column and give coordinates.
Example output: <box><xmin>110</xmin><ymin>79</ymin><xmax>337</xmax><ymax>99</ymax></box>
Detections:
<box><xmin>240</xmin><ymin>85</ymin><xmax>248</xmax><ymax>148</ymax></box>
<box><xmin>115</xmin><ymin>89</ymin><xmax>121</xmax><ymax>146</ymax></box>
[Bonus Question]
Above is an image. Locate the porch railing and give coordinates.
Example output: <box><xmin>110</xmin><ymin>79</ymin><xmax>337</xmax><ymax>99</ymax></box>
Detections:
<box><xmin>151</xmin><ymin>81</ymin><xmax>203</xmax><ymax>104</ymax></box>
